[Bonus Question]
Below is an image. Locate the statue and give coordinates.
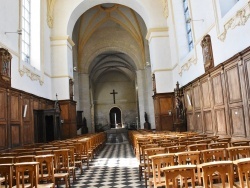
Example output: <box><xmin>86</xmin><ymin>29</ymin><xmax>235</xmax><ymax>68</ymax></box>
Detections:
<box><xmin>144</xmin><ymin>112</ymin><xmax>151</xmax><ymax>130</ymax></box>
<box><xmin>175</xmin><ymin>97</ymin><xmax>183</xmax><ymax>120</ymax></box>
<box><xmin>144</xmin><ymin>112</ymin><xmax>148</xmax><ymax>123</ymax></box>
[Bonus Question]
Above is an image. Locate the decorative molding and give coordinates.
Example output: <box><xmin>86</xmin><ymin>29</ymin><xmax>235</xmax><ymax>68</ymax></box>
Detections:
<box><xmin>161</xmin><ymin>0</ymin><xmax>169</xmax><ymax>18</ymax></box>
<box><xmin>19</xmin><ymin>66</ymin><xmax>44</xmax><ymax>85</ymax></box>
<box><xmin>152</xmin><ymin>63</ymin><xmax>178</xmax><ymax>73</ymax></box>
<box><xmin>179</xmin><ymin>57</ymin><xmax>197</xmax><ymax>76</ymax></box>
<box><xmin>218</xmin><ymin>2</ymin><xmax>250</xmax><ymax>41</ymax></box>
<box><xmin>47</xmin><ymin>0</ymin><xmax>56</xmax><ymax>28</ymax></box>
<box><xmin>146</xmin><ymin>27</ymin><xmax>169</xmax><ymax>41</ymax></box>
<box><xmin>50</xmin><ymin>35</ymin><xmax>75</xmax><ymax>47</ymax></box>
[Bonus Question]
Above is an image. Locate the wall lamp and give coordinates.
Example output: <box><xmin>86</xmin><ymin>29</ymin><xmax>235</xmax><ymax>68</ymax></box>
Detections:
<box><xmin>186</xmin><ymin>18</ymin><xmax>204</xmax><ymax>23</ymax></box>
<box><xmin>5</xmin><ymin>29</ymin><xmax>22</xmax><ymax>35</ymax></box>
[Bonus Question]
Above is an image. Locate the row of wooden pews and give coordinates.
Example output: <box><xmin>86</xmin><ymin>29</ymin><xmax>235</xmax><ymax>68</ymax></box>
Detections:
<box><xmin>0</xmin><ymin>132</ymin><xmax>106</xmax><ymax>188</ymax></box>
<box><xmin>129</xmin><ymin>130</ymin><xmax>250</xmax><ymax>188</ymax></box>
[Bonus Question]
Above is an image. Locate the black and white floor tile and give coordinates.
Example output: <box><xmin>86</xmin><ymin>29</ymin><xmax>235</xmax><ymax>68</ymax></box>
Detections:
<box><xmin>72</xmin><ymin>136</ymin><xmax>144</xmax><ymax>188</ymax></box>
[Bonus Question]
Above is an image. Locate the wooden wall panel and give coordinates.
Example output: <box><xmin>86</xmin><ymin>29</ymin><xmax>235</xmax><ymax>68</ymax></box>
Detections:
<box><xmin>187</xmin><ymin>114</ymin><xmax>194</xmax><ymax>131</ymax></box>
<box><xmin>159</xmin><ymin>98</ymin><xmax>172</xmax><ymax>114</ymax></box>
<box><xmin>182</xmin><ymin>47</ymin><xmax>250</xmax><ymax>139</ymax></box>
<box><xmin>184</xmin><ymin>89</ymin><xmax>193</xmax><ymax>112</ymax></box>
<box><xmin>225</xmin><ymin>66</ymin><xmax>242</xmax><ymax>103</ymax></box>
<box><xmin>60</xmin><ymin>105</ymin><xmax>69</xmax><ymax>120</ymax></box>
<box><xmin>211</xmin><ymin>73</ymin><xmax>224</xmax><ymax>106</ymax></box>
<box><xmin>204</xmin><ymin>111</ymin><xmax>213</xmax><ymax>133</ymax></box>
<box><xmin>0</xmin><ymin>89</ymin><xmax>7</xmax><ymax>121</ymax></box>
<box><xmin>11</xmin><ymin>125</ymin><xmax>20</xmax><ymax>147</ymax></box>
<box><xmin>215</xmin><ymin>109</ymin><xmax>227</xmax><ymax>135</ymax></box>
<box><xmin>193</xmin><ymin>84</ymin><xmax>201</xmax><ymax>110</ymax></box>
<box><xmin>0</xmin><ymin>125</ymin><xmax>6</xmax><ymax>148</ymax></box>
<box><xmin>33</xmin><ymin>100</ymin><xmax>39</xmax><ymax>110</ymax></box>
<box><xmin>231</xmin><ymin>107</ymin><xmax>246</xmax><ymax>137</ymax></box>
<box><xmin>244</xmin><ymin>56</ymin><xmax>250</xmax><ymax>101</ymax></box>
<box><xmin>23</xmin><ymin>124</ymin><xmax>33</xmax><ymax>144</ymax></box>
<box><xmin>201</xmin><ymin>80</ymin><xmax>211</xmax><ymax>109</ymax></box>
<box><xmin>10</xmin><ymin>93</ymin><xmax>20</xmax><ymax>122</ymax></box>
<box><xmin>23</xmin><ymin>97</ymin><xmax>31</xmax><ymax>121</ymax></box>
<box><xmin>194</xmin><ymin>112</ymin><xmax>202</xmax><ymax>132</ymax></box>
<box><xmin>153</xmin><ymin>93</ymin><xmax>174</xmax><ymax>131</ymax></box>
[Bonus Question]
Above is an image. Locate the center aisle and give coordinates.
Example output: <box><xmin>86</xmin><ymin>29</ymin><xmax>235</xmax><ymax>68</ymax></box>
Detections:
<box><xmin>72</xmin><ymin>142</ymin><xmax>145</xmax><ymax>188</ymax></box>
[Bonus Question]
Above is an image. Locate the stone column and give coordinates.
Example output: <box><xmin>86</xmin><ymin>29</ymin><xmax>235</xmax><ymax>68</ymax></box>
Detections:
<box><xmin>136</xmin><ymin>69</ymin><xmax>146</xmax><ymax>129</ymax></box>
<box><xmin>146</xmin><ymin>28</ymin><xmax>174</xmax><ymax>93</ymax></box>
<box><xmin>50</xmin><ymin>36</ymin><xmax>75</xmax><ymax>99</ymax></box>
<box><xmin>78</xmin><ymin>73</ymin><xmax>93</xmax><ymax>133</ymax></box>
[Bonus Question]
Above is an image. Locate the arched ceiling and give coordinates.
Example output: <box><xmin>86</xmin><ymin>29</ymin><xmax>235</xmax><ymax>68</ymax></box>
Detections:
<box><xmin>73</xmin><ymin>3</ymin><xmax>149</xmax><ymax>82</ymax></box>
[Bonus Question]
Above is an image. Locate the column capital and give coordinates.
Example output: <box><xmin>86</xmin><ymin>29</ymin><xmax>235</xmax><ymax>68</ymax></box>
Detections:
<box><xmin>146</xmin><ymin>27</ymin><xmax>169</xmax><ymax>43</ymax></box>
<box><xmin>50</xmin><ymin>35</ymin><xmax>75</xmax><ymax>47</ymax></box>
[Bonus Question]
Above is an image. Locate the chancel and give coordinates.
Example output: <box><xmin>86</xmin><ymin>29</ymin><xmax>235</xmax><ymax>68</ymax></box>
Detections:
<box><xmin>1</xmin><ymin>0</ymin><xmax>250</xmax><ymax>187</ymax></box>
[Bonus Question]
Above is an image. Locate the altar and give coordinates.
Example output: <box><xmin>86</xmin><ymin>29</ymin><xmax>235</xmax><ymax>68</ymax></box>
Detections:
<box><xmin>105</xmin><ymin>127</ymin><xmax>128</xmax><ymax>143</ymax></box>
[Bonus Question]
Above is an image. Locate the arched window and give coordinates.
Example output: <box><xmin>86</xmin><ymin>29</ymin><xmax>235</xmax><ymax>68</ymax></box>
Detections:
<box><xmin>183</xmin><ymin>0</ymin><xmax>193</xmax><ymax>51</ymax></box>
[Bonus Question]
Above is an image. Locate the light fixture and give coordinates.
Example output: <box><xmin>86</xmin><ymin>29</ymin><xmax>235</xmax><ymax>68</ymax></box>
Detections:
<box><xmin>5</xmin><ymin>29</ymin><xmax>22</xmax><ymax>35</ymax></box>
<box><xmin>186</xmin><ymin>18</ymin><xmax>204</xmax><ymax>23</ymax></box>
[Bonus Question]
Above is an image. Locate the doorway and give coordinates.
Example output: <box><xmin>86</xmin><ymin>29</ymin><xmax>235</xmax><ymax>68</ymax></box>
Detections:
<box><xmin>110</xmin><ymin>107</ymin><xmax>121</xmax><ymax>128</ymax></box>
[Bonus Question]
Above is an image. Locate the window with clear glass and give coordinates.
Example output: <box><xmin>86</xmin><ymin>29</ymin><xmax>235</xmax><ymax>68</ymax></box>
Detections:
<box><xmin>22</xmin><ymin>0</ymin><xmax>31</xmax><ymax>64</ymax></box>
<box><xmin>219</xmin><ymin>0</ymin><xmax>239</xmax><ymax>17</ymax></box>
<box><xmin>183</xmin><ymin>0</ymin><xmax>193</xmax><ymax>51</ymax></box>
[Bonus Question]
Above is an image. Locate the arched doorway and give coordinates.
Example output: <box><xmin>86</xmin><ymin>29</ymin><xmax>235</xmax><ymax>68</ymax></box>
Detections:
<box><xmin>110</xmin><ymin>107</ymin><xmax>121</xmax><ymax>128</ymax></box>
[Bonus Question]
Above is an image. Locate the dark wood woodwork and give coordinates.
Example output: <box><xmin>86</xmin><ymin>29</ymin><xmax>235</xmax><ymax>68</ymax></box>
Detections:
<box><xmin>153</xmin><ymin>93</ymin><xmax>174</xmax><ymax>131</ymax></box>
<box><xmin>183</xmin><ymin>46</ymin><xmax>250</xmax><ymax>139</ymax></box>
<box><xmin>59</xmin><ymin>100</ymin><xmax>77</xmax><ymax>139</ymax></box>
<box><xmin>33</xmin><ymin>109</ymin><xmax>61</xmax><ymax>143</ymax></box>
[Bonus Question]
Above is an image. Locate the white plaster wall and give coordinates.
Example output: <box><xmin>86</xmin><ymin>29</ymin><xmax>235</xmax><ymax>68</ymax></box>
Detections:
<box><xmin>0</xmin><ymin>1</ymin><xmax>54</xmax><ymax>99</ymax></box>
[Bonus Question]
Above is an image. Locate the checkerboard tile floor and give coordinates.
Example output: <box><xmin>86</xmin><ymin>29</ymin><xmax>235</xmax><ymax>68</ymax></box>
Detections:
<box><xmin>72</xmin><ymin>142</ymin><xmax>145</xmax><ymax>188</ymax></box>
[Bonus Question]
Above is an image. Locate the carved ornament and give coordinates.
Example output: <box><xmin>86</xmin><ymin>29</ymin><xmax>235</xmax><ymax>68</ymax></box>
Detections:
<box><xmin>47</xmin><ymin>0</ymin><xmax>56</xmax><ymax>28</ymax></box>
<box><xmin>19</xmin><ymin>66</ymin><xmax>44</xmax><ymax>85</ymax></box>
<box><xmin>219</xmin><ymin>2</ymin><xmax>250</xmax><ymax>41</ymax></box>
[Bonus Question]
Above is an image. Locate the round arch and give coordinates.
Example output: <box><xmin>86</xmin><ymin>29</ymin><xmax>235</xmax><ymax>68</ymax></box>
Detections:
<box><xmin>52</xmin><ymin>0</ymin><xmax>167</xmax><ymax>37</ymax></box>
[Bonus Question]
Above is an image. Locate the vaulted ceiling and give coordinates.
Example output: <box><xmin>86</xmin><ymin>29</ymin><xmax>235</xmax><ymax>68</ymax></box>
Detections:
<box><xmin>72</xmin><ymin>3</ymin><xmax>149</xmax><ymax>82</ymax></box>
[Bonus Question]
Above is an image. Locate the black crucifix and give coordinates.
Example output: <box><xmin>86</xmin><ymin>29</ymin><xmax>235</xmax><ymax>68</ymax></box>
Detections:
<box><xmin>110</xmin><ymin>89</ymin><xmax>118</xmax><ymax>104</ymax></box>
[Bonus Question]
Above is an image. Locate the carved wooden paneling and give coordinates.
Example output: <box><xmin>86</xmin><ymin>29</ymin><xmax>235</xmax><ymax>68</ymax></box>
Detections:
<box><xmin>193</xmin><ymin>84</ymin><xmax>201</xmax><ymax>110</ymax></box>
<box><xmin>215</xmin><ymin>109</ymin><xmax>227</xmax><ymax>135</ymax></box>
<box><xmin>184</xmin><ymin>89</ymin><xmax>193</xmax><ymax>112</ymax></box>
<box><xmin>244</xmin><ymin>56</ymin><xmax>250</xmax><ymax>101</ymax></box>
<box><xmin>33</xmin><ymin>100</ymin><xmax>39</xmax><ymax>110</ymax></box>
<box><xmin>23</xmin><ymin>97</ymin><xmax>31</xmax><ymax>121</ymax></box>
<box><xmin>231</xmin><ymin>107</ymin><xmax>246</xmax><ymax>137</ymax></box>
<box><xmin>0</xmin><ymin>89</ymin><xmax>7</xmax><ymax>122</ymax></box>
<box><xmin>204</xmin><ymin>111</ymin><xmax>213</xmax><ymax>133</ymax></box>
<box><xmin>10</xmin><ymin>93</ymin><xmax>20</xmax><ymax>122</ymax></box>
<box><xmin>187</xmin><ymin>113</ymin><xmax>194</xmax><ymax>130</ymax></box>
<box><xmin>11</xmin><ymin>124</ymin><xmax>20</xmax><ymax>147</ymax></box>
<box><xmin>160</xmin><ymin>98</ymin><xmax>172</xmax><ymax>114</ymax></box>
<box><xmin>153</xmin><ymin>93</ymin><xmax>174</xmax><ymax>131</ymax></box>
<box><xmin>194</xmin><ymin>112</ymin><xmax>202</xmax><ymax>132</ymax></box>
<box><xmin>155</xmin><ymin>116</ymin><xmax>160</xmax><ymax>130</ymax></box>
<box><xmin>225</xmin><ymin>66</ymin><xmax>242</xmax><ymax>103</ymax></box>
<box><xmin>0</xmin><ymin>124</ymin><xmax>6</xmax><ymax>148</ymax></box>
<box><xmin>201</xmin><ymin>80</ymin><xmax>211</xmax><ymax>109</ymax></box>
<box><xmin>154</xmin><ymin>100</ymin><xmax>160</xmax><ymax>115</ymax></box>
<box><xmin>23</xmin><ymin>123</ymin><xmax>33</xmax><ymax>144</ymax></box>
<box><xmin>60</xmin><ymin>105</ymin><xmax>69</xmax><ymax>120</ymax></box>
<box><xmin>211</xmin><ymin>73</ymin><xmax>224</xmax><ymax>106</ymax></box>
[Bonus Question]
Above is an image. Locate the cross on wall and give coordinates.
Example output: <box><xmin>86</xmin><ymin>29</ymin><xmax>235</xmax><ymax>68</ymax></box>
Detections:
<box><xmin>110</xmin><ymin>89</ymin><xmax>118</xmax><ymax>104</ymax></box>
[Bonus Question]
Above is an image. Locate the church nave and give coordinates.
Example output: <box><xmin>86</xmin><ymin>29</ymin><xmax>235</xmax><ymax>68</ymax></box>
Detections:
<box><xmin>72</xmin><ymin>143</ymin><xmax>144</xmax><ymax>188</ymax></box>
